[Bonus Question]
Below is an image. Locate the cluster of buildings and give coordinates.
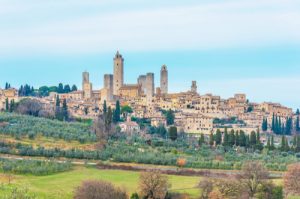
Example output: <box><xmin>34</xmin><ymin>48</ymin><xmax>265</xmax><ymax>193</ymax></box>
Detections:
<box><xmin>0</xmin><ymin>51</ymin><xmax>295</xmax><ymax>136</ymax></box>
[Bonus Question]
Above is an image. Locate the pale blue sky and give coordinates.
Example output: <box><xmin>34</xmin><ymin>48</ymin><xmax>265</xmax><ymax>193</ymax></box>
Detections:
<box><xmin>0</xmin><ymin>0</ymin><xmax>299</xmax><ymax>109</ymax></box>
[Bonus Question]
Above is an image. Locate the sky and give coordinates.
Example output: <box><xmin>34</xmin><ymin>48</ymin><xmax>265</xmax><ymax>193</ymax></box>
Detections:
<box><xmin>0</xmin><ymin>0</ymin><xmax>300</xmax><ymax>109</ymax></box>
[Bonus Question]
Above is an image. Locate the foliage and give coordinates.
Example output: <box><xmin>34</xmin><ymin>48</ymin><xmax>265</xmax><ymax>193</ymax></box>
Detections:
<box><xmin>0</xmin><ymin>158</ymin><xmax>72</xmax><ymax>175</ymax></box>
<box><xmin>284</xmin><ymin>163</ymin><xmax>300</xmax><ymax>196</ymax></box>
<box><xmin>0</xmin><ymin>112</ymin><xmax>96</xmax><ymax>143</ymax></box>
<box><xmin>74</xmin><ymin>180</ymin><xmax>128</xmax><ymax>199</ymax></box>
<box><xmin>139</xmin><ymin>170</ymin><xmax>169</xmax><ymax>199</ymax></box>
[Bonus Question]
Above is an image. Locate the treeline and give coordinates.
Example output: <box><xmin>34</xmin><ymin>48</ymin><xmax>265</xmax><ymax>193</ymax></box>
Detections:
<box><xmin>38</xmin><ymin>83</ymin><xmax>78</xmax><ymax>97</ymax></box>
<box><xmin>0</xmin><ymin>158</ymin><xmax>72</xmax><ymax>175</ymax></box>
<box><xmin>2</xmin><ymin>83</ymin><xmax>78</xmax><ymax>97</ymax></box>
<box><xmin>0</xmin><ymin>112</ymin><xmax>96</xmax><ymax>143</ymax></box>
<box><xmin>262</xmin><ymin>112</ymin><xmax>298</xmax><ymax>135</ymax></box>
<box><xmin>199</xmin><ymin>129</ymin><xmax>264</xmax><ymax>151</ymax></box>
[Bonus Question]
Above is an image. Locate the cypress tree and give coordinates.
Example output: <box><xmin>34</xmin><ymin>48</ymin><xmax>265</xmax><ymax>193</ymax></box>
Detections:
<box><xmin>239</xmin><ymin>131</ymin><xmax>246</xmax><ymax>147</ymax></box>
<box><xmin>215</xmin><ymin>129</ymin><xmax>222</xmax><ymax>145</ymax></box>
<box><xmin>5</xmin><ymin>98</ymin><xmax>9</xmax><ymax>112</ymax></box>
<box><xmin>199</xmin><ymin>133</ymin><xmax>205</xmax><ymax>146</ymax></box>
<box><xmin>281</xmin><ymin>136</ymin><xmax>286</xmax><ymax>151</ymax></box>
<box><xmin>103</xmin><ymin>100</ymin><xmax>107</xmax><ymax>114</ymax></box>
<box><xmin>234</xmin><ymin>131</ymin><xmax>239</xmax><ymax>146</ymax></box>
<box><xmin>113</xmin><ymin>100</ymin><xmax>121</xmax><ymax>123</ymax></box>
<box><xmin>9</xmin><ymin>99</ymin><xmax>15</xmax><ymax>112</ymax></box>
<box><xmin>250</xmin><ymin>131</ymin><xmax>257</xmax><ymax>147</ymax></box>
<box><xmin>62</xmin><ymin>99</ymin><xmax>68</xmax><ymax>121</ymax></box>
<box><xmin>267</xmin><ymin>136</ymin><xmax>271</xmax><ymax>150</ymax></box>
<box><xmin>209</xmin><ymin>132</ymin><xmax>214</xmax><ymax>146</ymax></box>
<box><xmin>71</xmin><ymin>85</ymin><xmax>78</xmax><ymax>91</ymax></box>
<box><xmin>296</xmin><ymin>115</ymin><xmax>300</xmax><ymax>132</ymax></box>
<box><xmin>227</xmin><ymin>129</ymin><xmax>234</xmax><ymax>146</ymax></box>
<box><xmin>272</xmin><ymin>113</ymin><xmax>275</xmax><ymax>132</ymax></box>
<box><xmin>223</xmin><ymin>128</ymin><xmax>229</xmax><ymax>147</ymax></box>
<box><xmin>271</xmin><ymin>135</ymin><xmax>275</xmax><ymax>150</ymax></box>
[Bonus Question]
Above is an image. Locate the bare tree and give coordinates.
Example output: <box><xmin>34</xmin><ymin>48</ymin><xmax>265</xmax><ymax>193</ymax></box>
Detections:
<box><xmin>139</xmin><ymin>170</ymin><xmax>169</xmax><ymax>199</ymax></box>
<box><xmin>284</xmin><ymin>163</ymin><xmax>300</xmax><ymax>196</ymax></box>
<box><xmin>214</xmin><ymin>179</ymin><xmax>242</xmax><ymax>199</ymax></box>
<box><xmin>238</xmin><ymin>161</ymin><xmax>269</xmax><ymax>198</ymax></box>
<box><xmin>198</xmin><ymin>179</ymin><xmax>213</xmax><ymax>199</ymax></box>
<box><xmin>15</xmin><ymin>98</ymin><xmax>42</xmax><ymax>116</ymax></box>
<box><xmin>74</xmin><ymin>180</ymin><xmax>127</xmax><ymax>199</ymax></box>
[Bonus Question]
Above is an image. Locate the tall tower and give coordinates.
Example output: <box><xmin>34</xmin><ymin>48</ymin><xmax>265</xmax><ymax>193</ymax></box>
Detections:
<box><xmin>191</xmin><ymin>81</ymin><xmax>197</xmax><ymax>93</ymax></box>
<box><xmin>137</xmin><ymin>75</ymin><xmax>147</xmax><ymax>94</ymax></box>
<box><xmin>146</xmin><ymin>73</ymin><xmax>155</xmax><ymax>102</ymax></box>
<box><xmin>104</xmin><ymin>74</ymin><xmax>114</xmax><ymax>101</ymax></box>
<box><xmin>82</xmin><ymin>71</ymin><xmax>92</xmax><ymax>99</ymax></box>
<box><xmin>113</xmin><ymin>51</ymin><xmax>124</xmax><ymax>96</ymax></box>
<box><xmin>160</xmin><ymin>65</ymin><xmax>168</xmax><ymax>94</ymax></box>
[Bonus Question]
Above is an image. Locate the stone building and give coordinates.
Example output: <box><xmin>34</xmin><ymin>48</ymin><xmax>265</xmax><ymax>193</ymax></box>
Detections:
<box><xmin>119</xmin><ymin>84</ymin><xmax>141</xmax><ymax>98</ymax></box>
<box><xmin>160</xmin><ymin>65</ymin><xmax>168</xmax><ymax>94</ymax></box>
<box><xmin>0</xmin><ymin>88</ymin><xmax>19</xmax><ymax>111</ymax></box>
<box><xmin>113</xmin><ymin>51</ymin><xmax>124</xmax><ymax>96</ymax></box>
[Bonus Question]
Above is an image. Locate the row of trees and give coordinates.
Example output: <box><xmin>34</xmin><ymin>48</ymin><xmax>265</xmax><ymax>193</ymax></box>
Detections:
<box><xmin>0</xmin><ymin>158</ymin><xmax>72</xmax><ymax>175</ymax></box>
<box><xmin>271</xmin><ymin>114</ymin><xmax>293</xmax><ymax>135</ymax></box>
<box><xmin>200</xmin><ymin>129</ymin><xmax>263</xmax><ymax>150</ymax></box>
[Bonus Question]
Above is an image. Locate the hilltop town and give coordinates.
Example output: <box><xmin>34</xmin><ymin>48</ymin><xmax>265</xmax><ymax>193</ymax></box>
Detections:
<box><xmin>0</xmin><ymin>51</ymin><xmax>296</xmax><ymax>141</ymax></box>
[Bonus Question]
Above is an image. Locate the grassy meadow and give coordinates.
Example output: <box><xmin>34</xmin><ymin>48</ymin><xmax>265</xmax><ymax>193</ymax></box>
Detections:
<box><xmin>0</xmin><ymin>166</ymin><xmax>201</xmax><ymax>199</ymax></box>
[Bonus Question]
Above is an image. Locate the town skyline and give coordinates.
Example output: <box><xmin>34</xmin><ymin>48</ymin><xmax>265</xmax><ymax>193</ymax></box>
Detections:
<box><xmin>1</xmin><ymin>49</ymin><xmax>299</xmax><ymax>110</ymax></box>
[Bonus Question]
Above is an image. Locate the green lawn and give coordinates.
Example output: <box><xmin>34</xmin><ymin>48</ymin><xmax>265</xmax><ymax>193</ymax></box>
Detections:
<box><xmin>0</xmin><ymin>166</ymin><xmax>201</xmax><ymax>199</ymax></box>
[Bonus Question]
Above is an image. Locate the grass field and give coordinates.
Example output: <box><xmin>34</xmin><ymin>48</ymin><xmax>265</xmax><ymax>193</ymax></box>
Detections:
<box><xmin>0</xmin><ymin>166</ymin><xmax>201</xmax><ymax>199</ymax></box>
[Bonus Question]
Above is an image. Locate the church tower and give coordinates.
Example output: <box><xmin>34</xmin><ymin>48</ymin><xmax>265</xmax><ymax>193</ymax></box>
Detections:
<box><xmin>160</xmin><ymin>65</ymin><xmax>168</xmax><ymax>94</ymax></box>
<box><xmin>113</xmin><ymin>51</ymin><xmax>124</xmax><ymax>96</ymax></box>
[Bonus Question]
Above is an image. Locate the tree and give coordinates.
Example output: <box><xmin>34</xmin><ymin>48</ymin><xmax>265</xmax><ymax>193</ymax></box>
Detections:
<box><xmin>168</xmin><ymin>126</ymin><xmax>178</xmax><ymax>141</ymax></box>
<box><xmin>139</xmin><ymin>170</ymin><xmax>169</xmax><ymax>199</ymax></box>
<box><xmin>296</xmin><ymin>115</ymin><xmax>300</xmax><ymax>133</ymax></box>
<box><xmin>271</xmin><ymin>135</ymin><xmax>275</xmax><ymax>150</ymax></box>
<box><xmin>284</xmin><ymin>163</ymin><xmax>300</xmax><ymax>196</ymax></box>
<box><xmin>266</xmin><ymin>136</ymin><xmax>271</xmax><ymax>150</ymax></box>
<box><xmin>198</xmin><ymin>179</ymin><xmax>213</xmax><ymax>199</ymax></box>
<box><xmin>209</xmin><ymin>132</ymin><xmax>214</xmax><ymax>146</ymax></box>
<box><xmin>228</xmin><ymin>130</ymin><xmax>235</xmax><ymax>147</ymax></box>
<box><xmin>215</xmin><ymin>129</ymin><xmax>222</xmax><ymax>145</ymax></box>
<box><xmin>223</xmin><ymin>128</ymin><xmax>229</xmax><ymax>147</ymax></box>
<box><xmin>9</xmin><ymin>99</ymin><xmax>15</xmax><ymax>112</ymax></box>
<box><xmin>250</xmin><ymin>131</ymin><xmax>257</xmax><ymax>147</ymax></box>
<box><xmin>55</xmin><ymin>95</ymin><xmax>63</xmax><ymax>121</ymax></box>
<box><xmin>113</xmin><ymin>100</ymin><xmax>121</xmax><ymax>123</ymax></box>
<box><xmin>239</xmin><ymin>161</ymin><xmax>269</xmax><ymax>198</ymax></box>
<box><xmin>71</xmin><ymin>84</ymin><xmax>78</xmax><ymax>91</ymax></box>
<box><xmin>62</xmin><ymin>99</ymin><xmax>68</xmax><ymax>121</ymax></box>
<box><xmin>63</xmin><ymin>84</ymin><xmax>71</xmax><ymax>93</ymax></box>
<box><xmin>103</xmin><ymin>100</ymin><xmax>107</xmax><ymax>114</ymax></box>
<box><xmin>5</xmin><ymin>98</ymin><xmax>9</xmax><ymax>112</ymax></box>
<box><xmin>239</xmin><ymin>131</ymin><xmax>246</xmax><ymax>147</ymax></box>
<box><xmin>121</xmin><ymin>105</ymin><xmax>133</xmax><ymax>116</ymax></box>
<box><xmin>176</xmin><ymin>158</ymin><xmax>187</xmax><ymax>169</ymax></box>
<box><xmin>58</xmin><ymin>83</ymin><xmax>64</xmax><ymax>93</ymax></box>
<box><xmin>262</xmin><ymin>118</ymin><xmax>268</xmax><ymax>132</ymax></box>
<box><xmin>166</xmin><ymin>109</ymin><xmax>175</xmax><ymax>126</ymax></box>
<box><xmin>74</xmin><ymin>180</ymin><xmax>127</xmax><ymax>199</ymax></box>
<box><xmin>130</xmin><ymin>193</ymin><xmax>140</xmax><ymax>199</ymax></box>
<box><xmin>199</xmin><ymin>133</ymin><xmax>205</xmax><ymax>146</ymax></box>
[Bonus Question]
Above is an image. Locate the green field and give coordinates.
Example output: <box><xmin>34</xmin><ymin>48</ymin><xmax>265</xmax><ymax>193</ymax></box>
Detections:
<box><xmin>0</xmin><ymin>166</ymin><xmax>201</xmax><ymax>199</ymax></box>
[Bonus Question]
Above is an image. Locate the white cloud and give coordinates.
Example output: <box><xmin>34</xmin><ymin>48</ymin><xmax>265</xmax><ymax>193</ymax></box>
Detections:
<box><xmin>0</xmin><ymin>0</ymin><xmax>299</xmax><ymax>55</ymax></box>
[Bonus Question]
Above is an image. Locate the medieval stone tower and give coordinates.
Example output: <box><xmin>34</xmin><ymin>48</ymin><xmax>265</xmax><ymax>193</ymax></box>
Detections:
<box><xmin>160</xmin><ymin>65</ymin><xmax>168</xmax><ymax>94</ymax></box>
<box><xmin>137</xmin><ymin>75</ymin><xmax>147</xmax><ymax>94</ymax></box>
<box><xmin>113</xmin><ymin>51</ymin><xmax>124</xmax><ymax>96</ymax></box>
<box><xmin>82</xmin><ymin>71</ymin><xmax>92</xmax><ymax>99</ymax></box>
<box><xmin>104</xmin><ymin>74</ymin><xmax>114</xmax><ymax>101</ymax></box>
<box><xmin>146</xmin><ymin>73</ymin><xmax>155</xmax><ymax>102</ymax></box>
<box><xmin>191</xmin><ymin>81</ymin><xmax>197</xmax><ymax>93</ymax></box>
